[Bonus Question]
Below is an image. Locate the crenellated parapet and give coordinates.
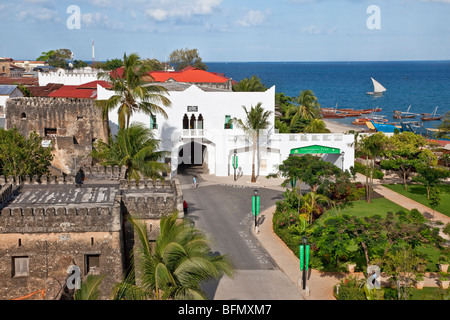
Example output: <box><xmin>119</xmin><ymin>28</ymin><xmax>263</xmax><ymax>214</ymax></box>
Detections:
<box><xmin>0</xmin><ymin>204</ymin><xmax>121</xmax><ymax>234</ymax></box>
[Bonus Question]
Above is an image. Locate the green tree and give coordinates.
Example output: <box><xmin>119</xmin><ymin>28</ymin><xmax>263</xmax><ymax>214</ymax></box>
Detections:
<box><xmin>269</xmin><ymin>154</ymin><xmax>343</xmax><ymax>193</ymax></box>
<box><xmin>74</xmin><ymin>275</ymin><xmax>104</xmax><ymax>300</ymax></box>
<box><xmin>113</xmin><ymin>213</ymin><xmax>233</xmax><ymax>300</ymax></box>
<box><xmin>232</xmin><ymin>75</ymin><xmax>267</xmax><ymax>92</ymax></box>
<box><xmin>72</xmin><ymin>60</ymin><xmax>88</xmax><ymax>69</ymax></box>
<box><xmin>303</xmin><ymin>118</ymin><xmax>330</xmax><ymax>133</ymax></box>
<box><xmin>285</xmin><ymin>90</ymin><xmax>321</xmax><ymax>126</ymax></box>
<box><xmin>428</xmin><ymin>186</ymin><xmax>441</xmax><ymax>221</ymax></box>
<box><xmin>169</xmin><ymin>48</ymin><xmax>207</xmax><ymax>71</ymax></box>
<box><xmin>381</xmin><ymin>132</ymin><xmax>437</xmax><ymax>190</ymax></box>
<box><xmin>37</xmin><ymin>49</ymin><xmax>72</xmax><ymax>69</ymax></box>
<box><xmin>376</xmin><ymin>246</ymin><xmax>427</xmax><ymax>300</ymax></box>
<box><xmin>0</xmin><ymin>128</ymin><xmax>53</xmax><ymax>178</ymax></box>
<box><xmin>96</xmin><ymin>52</ymin><xmax>171</xmax><ymax>130</ymax></box>
<box><xmin>436</xmin><ymin>111</ymin><xmax>450</xmax><ymax>139</ymax></box>
<box><xmin>358</xmin><ymin>132</ymin><xmax>388</xmax><ymax>203</ymax></box>
<box><xmin>142</xmin><ymin>58</ymin><xmax>164</xmax><ymax>71</ymax></box>
<box><xmin>231</xmin><ymin>103</ymin><xmax>272</xmax><ymax>183</ymax></box>
<box><xmin>413</xmin><ymin>165</ymin><xmax>449</xmax><ymax>199</ymax></box>
<box><xmin>301</xmin><ymin>191</ymin><xmax>331</xmax><ymax>224</ymax></box>
<box><xmin>92</xmin><ymin>123</ymin><xmax>169</xmax><ymax>184</ymax></box>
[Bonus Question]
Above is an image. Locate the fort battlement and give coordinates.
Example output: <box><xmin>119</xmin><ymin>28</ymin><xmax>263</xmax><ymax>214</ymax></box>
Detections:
<box><xmin>0</xmin><ymin>204</ymin><xmax>121</xmax><ymax>234</ymax></box>
<box><xmin>7</xmin><ymin>97</ymin><xmax>95</xmax><ymax>108</ymax></box>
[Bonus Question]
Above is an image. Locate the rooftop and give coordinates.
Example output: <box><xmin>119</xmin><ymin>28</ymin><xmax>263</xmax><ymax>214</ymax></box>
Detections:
<box><xmin>0</xmin><ymin>85</ymin><xmax>18</xmax><ymax>95</ymax></box>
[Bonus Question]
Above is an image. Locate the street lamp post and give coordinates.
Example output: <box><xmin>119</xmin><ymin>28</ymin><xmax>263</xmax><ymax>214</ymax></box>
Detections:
<box><xmin>300</xmin><ymin>236</ymin><xmax>309</xmax><ymax>291</ymax></box>
<box><xmin>252</xmin><ymin>189</ymin><xmax>260</xmax><ymax>232</ymax></box>
<box><xmin>233</xmin><ymin>150</ymin><xmax>238</xmax><ymax>181</ymax></box>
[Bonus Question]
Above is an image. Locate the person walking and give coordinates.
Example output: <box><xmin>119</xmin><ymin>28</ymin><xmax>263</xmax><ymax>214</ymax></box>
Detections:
<box><xmin>183</xmin><ymin>200</ymin><xmax>188</xmax><ymax>215</ymax></box>
<box><xmin>192</xmin><ymin>176</ymin><xmax>197</xmax><ymax>188</ymax></box>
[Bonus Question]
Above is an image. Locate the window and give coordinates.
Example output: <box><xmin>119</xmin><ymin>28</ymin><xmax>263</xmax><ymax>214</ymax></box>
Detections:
<box><xmin>225</xmin><ymin>115</ymin><xmax>233</xmax><ymax>129</ymax></box>
<box><xmin>182</xmin><ymin>114</ymin><xmax>189</xmax><ymax>129</ymax></box>
<box><xmin>190</xmin><ymin>114</ymin><xmax>196</xmax><ymax>129</ymax></box>
<box><xmin>21</xmin><ymin>112</ymin><xmax>26</xmax><ymax>120</ymax></box>
<box><xmin>197</xmin><ymin>114</ymin><xmax>204</xmax><ymax>129</ymax></box>
<box><xmin>85</xmin><ymin>254</ymin><xmax>100</xmax><ymax>275</ymax></box>
<box><xmin>12</xmin><ymin>256</ymin><xmax>29</xmax><ymax>277</ymax></box>
<box><xmin>44</xmin><ymin>128</ymin><xmax>57</xmax><ymax>136</ymax></box>
<box><xmin>150</xmin><ymin>115</ymin><xmax>158</xmax><ymax>129</ymax></box>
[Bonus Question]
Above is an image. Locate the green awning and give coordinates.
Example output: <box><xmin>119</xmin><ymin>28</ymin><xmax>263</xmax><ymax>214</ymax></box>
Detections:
<box><xmin>290</xmin><ymin>145</ymin><xmax>341</xmax><ymax>155</ymax></box>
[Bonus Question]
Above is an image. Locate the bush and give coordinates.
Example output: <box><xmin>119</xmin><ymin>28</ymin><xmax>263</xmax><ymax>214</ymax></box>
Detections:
<box><xmin>353</xmin><ymin>161</ymin><xmax>384</xmax><ymax>179</ymax></box>
<box><xmin>334</xmin><ymin>276</ymin><xmax>366</xmax><ymax>300</ymax></box>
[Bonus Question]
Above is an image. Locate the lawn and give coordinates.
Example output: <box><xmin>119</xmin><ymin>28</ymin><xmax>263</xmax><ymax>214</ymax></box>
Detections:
<box><xmin>321</xmin><ymin>197</ymin><xmax>407</xmax><ymax>221</ymax></box>
<box><xmin>383</xmin><ymin>184</ymin><xmax>450</xmax><ymax>217</ymax></box>
<box><xmin>409</xmin><ymin>287</ymin><xmax>449</xmax><ymax>300</ymax></box>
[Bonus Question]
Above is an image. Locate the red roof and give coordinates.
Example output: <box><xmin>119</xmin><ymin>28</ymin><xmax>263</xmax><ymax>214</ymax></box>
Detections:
<box><xmin>28</xmin><ymin>83</ymin><xmax>64</xmax><ymax>97</ymax></box>
<box><xmin>47</xmin><ymin>81</ymin><xmax>112</xmax><ymax>99</ymax></box>
<box><xmin>77</xmin><ymin>80</ymin><xmax>112</xmax><ymax>89</ymax></box>
<box><xmin>48</xmin><ymin>86</ymin><xmax>97</xmax><ymax>99</ymax></box>
<box><xmin>110</xmin><ymin>66</ymin><xmax>231</xmax><ymax>84</ymax></box>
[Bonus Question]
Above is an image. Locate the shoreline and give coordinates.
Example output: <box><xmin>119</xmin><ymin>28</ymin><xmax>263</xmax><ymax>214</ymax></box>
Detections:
<box><xmin>323</xmin><ymin>119</ymin><xmax>361</xmax><ymax>133</ymax></box>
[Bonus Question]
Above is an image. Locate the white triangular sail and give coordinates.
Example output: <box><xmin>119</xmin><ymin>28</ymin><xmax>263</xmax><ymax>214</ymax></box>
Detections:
<box><xmin>371</xmin><ymin>77</ymin><xmax>386</xmax><ymax>93</ymax></box>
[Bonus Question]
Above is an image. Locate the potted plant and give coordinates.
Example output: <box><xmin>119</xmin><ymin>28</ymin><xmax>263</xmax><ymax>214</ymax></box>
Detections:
<box><xmin>438</xmin><ymin>254</ymin><xmax>449</xmax><ymax>273</ymax></box>
<box><xmin>346</xmin><ymin>262</ymin><xmax>357</xmax><ymax>273</ymax></box>
<box><xmin>438</xmin><ymin>272</ymin><xmax>449</xmax><ymax>289</ymax></box>
<box><xmin>414</xmin><ymin>273</ymin><xmax>425</xmax><ymax>290</ymax></box>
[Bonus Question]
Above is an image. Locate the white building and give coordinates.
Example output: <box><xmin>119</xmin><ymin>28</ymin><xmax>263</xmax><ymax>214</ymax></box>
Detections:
<box><xmin>97</xmin><ymin>82</ymin><xmax>355</xmax><ymax>179</ymax></box>
<box><xmin>38</xmin><ymin>68</ymin><xmax>102</xmax><ymax>86</ymax></box>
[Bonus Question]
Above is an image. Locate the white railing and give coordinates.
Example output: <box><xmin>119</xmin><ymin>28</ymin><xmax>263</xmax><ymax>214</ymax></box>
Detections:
<box><xmin>181</xmin><ymin>129</ymin><xmax>207</xmax><ymax>138</ymax></box>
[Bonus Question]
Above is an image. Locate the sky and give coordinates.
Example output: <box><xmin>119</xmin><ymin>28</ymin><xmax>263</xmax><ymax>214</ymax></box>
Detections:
<box><xmin>0</xmin><ymin>0</ymin><xmax>449</xmax><ymax>62</ymax></box>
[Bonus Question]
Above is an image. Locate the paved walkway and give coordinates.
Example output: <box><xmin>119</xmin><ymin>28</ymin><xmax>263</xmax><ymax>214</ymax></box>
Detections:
<box><xmin>197</xmin><ymin>172</ymin><xmax>449</xmax><ymax>300</ymax></box>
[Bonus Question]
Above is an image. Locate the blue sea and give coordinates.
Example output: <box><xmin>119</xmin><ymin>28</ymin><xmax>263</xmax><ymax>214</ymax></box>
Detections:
<box><xmin>207</xmin><ymin>61</ymin><xmax>450</xmax><ymax>129</ymax></box>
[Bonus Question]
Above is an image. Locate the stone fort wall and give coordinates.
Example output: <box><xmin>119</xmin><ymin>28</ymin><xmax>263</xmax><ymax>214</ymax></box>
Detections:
<box><xmin>0</xmin><ymin>166</ymin><xmax>183</xmax><ymax>300</ymax></box>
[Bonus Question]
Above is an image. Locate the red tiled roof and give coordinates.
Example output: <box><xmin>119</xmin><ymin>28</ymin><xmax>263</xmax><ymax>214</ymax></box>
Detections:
<box><xmin>28</xmin><ymin>83</ymin><xmax>64</xmax><ymax>97</ymax></box>
<box><xmin>110</xmin><ymin>66</ymin><xmax>231</xmax><ymax>84</ymax></box>
<box><xmin>0</xmin><ymin>77</ymin><xmax>38</xmax><ymax>86</ymax></box>
<box><xmin>77</xmin><ymin>80</ymin><xmax>112</xmax><ymax>89</ymax></box>
<box><xmin>48</xmin><ymin>86</ymin><xmax>97</xmax><ymax>99</ymax></box>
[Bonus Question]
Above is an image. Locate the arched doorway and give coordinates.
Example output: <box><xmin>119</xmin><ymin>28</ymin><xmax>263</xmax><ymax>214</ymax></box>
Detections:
<box><xmin>178</xmin><ymin>141</ymin><xmax>207</xmax><ymax>166</ymax></box>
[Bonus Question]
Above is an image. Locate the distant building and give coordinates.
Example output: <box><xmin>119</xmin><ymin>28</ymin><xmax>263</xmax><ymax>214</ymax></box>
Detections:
<box><xmin>0</xmin><ymin>57</ymin><xmax>13</xmax><ymax>77</ymax></box>
<box><xmin>0</xmin><ymin>85</ymin><xmax>24</xmax><ymax>129</ymax></box>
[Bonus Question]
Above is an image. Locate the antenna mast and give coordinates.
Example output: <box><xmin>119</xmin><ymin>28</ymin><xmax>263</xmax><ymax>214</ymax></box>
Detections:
<box><xmin>92</xmin><ymin>39</ymin><xmax>95</xmax><ymax>68</ymax></box>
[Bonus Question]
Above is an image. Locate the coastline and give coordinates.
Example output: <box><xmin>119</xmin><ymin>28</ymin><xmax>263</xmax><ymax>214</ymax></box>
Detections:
<box><xmin>323</xmin><ymin>119</ymin><xmax>359</xmax><ymax>133</ymax></box>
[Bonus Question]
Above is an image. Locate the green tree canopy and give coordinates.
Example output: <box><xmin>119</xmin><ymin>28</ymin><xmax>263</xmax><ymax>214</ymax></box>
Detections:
<box><xmin>37</xmin><ymin>49</ymin><xmax>73</xmax><ymax>69</ymax></box>
<box><xmin>92</xmin><ymin>123</ymin><xmax>169</xmax><ymax>183</ymax></box>
<box><xmin>96</xmin><ymin>52</ymin><xmax>171</xmax><ymax>130</ymax></box>
<box><xmin>232</xmin><ymin>75</ymin><xmax>267</xmax><ymax>92</ymax></box>
<box><xmin>0</xmin><ymin>128</ymin><xmax>53</xmax><ymax>178</ymax></box>
<box><xmin>169</xmin><ymin>48</ymin><xmax>207</xmax><ymax>71</ymax></box>
<box><xmin>381</xmin><ymin>132</ymin><xmax>437</xmax><ymax>190</ymax></box>
<box><xmin>112</xmin><ymin>213</ymin><xmax>233</xmax><ymax>300</ymax></box>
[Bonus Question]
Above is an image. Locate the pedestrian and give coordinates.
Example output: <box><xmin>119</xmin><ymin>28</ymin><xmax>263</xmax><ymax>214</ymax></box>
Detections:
<box><xmin>193</xmin><ymin>176</ymin><xmax>197</xmax><ymax>188</ymax></box>
<box><xmin>183</xmin><ymin>200</ymin><xmax>188</xmax><ymax>215</ymax></box>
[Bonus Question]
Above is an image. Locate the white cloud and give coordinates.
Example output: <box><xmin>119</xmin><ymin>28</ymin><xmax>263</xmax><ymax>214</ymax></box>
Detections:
<box><xmin>237</xmin><ymin>10</ymin><xmax>270</xmax><ymax>27</ymax></box>
<box><xmin>144</xmin><ymin>0</ymin><xmax>223</xmax><ymax>21</ymax></box>
<box><xmin>301</xmin><ymin>25</ymin><xmax>337</xmax><ymax>35</ymax></box>
<box><xmin>16</xmin><ymin>7</ymin><xmax>61</xmax><ymax>23</ymax></box>
<box><xmin>81</xmin><ymin>12</ymin><xmax>124</xmax><ymax>30</ymax></box>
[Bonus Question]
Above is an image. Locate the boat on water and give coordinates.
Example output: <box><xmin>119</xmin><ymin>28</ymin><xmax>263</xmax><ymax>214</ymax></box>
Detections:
<box><xmin>367</xmin><ymin>78</ymin><xmax>387</xmax><ymax>95</ymax></box>
<box><xmin>368</xmin><ymin>120</ymin><xmax>449</xmax><ymax>144</ymax></box>
<box><xmin>393</xmin><ymin>105</ymin><xmax>419</xmax><ymax>119</ymax></box>
<box><xmin>421</xmin><ymin>106</ymin><xmax>443</xmax><ymax>121</ymax></box>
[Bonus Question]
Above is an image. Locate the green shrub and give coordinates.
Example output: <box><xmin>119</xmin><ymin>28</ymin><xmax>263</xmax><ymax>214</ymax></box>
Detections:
<box><xmin>334</xmin><ymin>276</ymin><xmax>366</xmax><ymax>300</ymax></box>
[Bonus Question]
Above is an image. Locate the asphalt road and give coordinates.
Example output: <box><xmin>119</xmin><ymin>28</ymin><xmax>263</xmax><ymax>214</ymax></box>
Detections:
<box><xmin>177</xmin><ymin>165</ymin><xmax>304</xmax><ymax>300</ymax></box>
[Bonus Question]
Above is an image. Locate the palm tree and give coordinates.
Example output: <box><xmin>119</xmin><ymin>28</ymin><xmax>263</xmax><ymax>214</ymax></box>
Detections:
<box><xmin>74</xmin><ymin>275</ymin><xmax>104</xmax><ymax>300</ymax></box>
<box><xmin>301</xmin><ymin>191</ymin><xmax>331</xmax><ymax>224</ymax></box>
<box><xmin>93</xmin><ymin>122</ymin><xmax>169</xmax><ymax>184</ymax></box>
<box><xmin>113</xmin><ymin>213</ymin><xmax>234</xmax><ymax>300</ymax></box>
<box><xmin>286</xmin><ymin>90</ymin><xmax>320</xmax><ymax>126</ymax></box>
<box><xmin>96</xmin><ymin>52</ymin><xmax>171</xmax><ymax>129</ymax></box>
<box><xmin>232</xmin><ymin>75</ymin><xmax>267</xmax><ymax>92</ymax></box>
<box><xmin>232</xmin><ymin>103</ymin><xmax>272</xmax><ymax>183</ymax></box>
<box><xmin>303</xmin><ymin>118</ymin><xmax>331</xmax><ymax>133</ymax></box>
